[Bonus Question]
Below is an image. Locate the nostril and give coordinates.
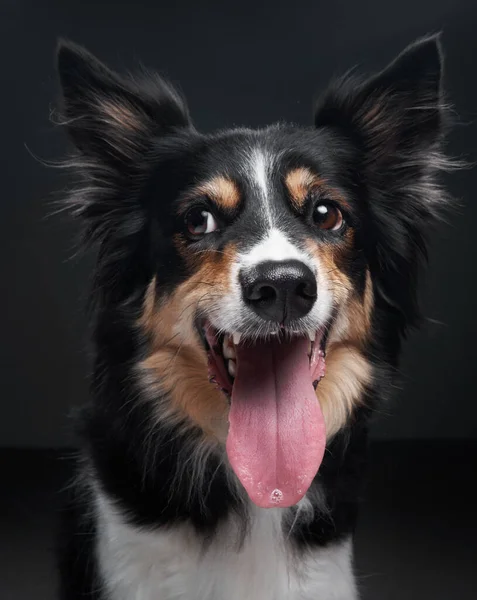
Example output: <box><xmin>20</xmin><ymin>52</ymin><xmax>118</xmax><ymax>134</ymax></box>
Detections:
<box><xmin>245</xmin><ymin>282</ymin><xmax>277</xmax><ymax>303</ymax></box>
<box><xmin>296</xmin><ymin>280</ymin><xmax>317</xmax><ymax>300</ymax></box>
<box><xmin>256</xmin><ymin>285</ymin><xmax>276</xmax><ymax>303</ymax></box>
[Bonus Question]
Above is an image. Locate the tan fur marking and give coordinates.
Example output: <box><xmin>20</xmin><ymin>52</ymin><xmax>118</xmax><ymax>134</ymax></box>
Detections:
<box><xmin>139</xmin><ymin>277</ymin><xmax>157</xmax><ymax>332</ymax></box>
<box><xmin>330</xmin><ymin>269</ymin><xmax>374</xmax><ymax>348</ymax></box>
<box><xmin>347</xmin><ymin>270</ymin><xmax>373</xmax><ymax>346</ymax></box>
<box><xmin>361</xmin><ymin>93</ymin><xmax>394</xmax><ymax>132</ymax></box>
<box><xmin>193</xmin><ymin>176</ymin><xmax>241</xmax><ymax>211</ymax></box>
<box><xmin>140</xmin><ymin>349</ymin><xmax>228</xmax><ymax>440</ymax></box>
<box><xmin>98</xmin><ymin>98</ymin><xmax>145</xmax><ymax>132</ymax></box>
<box><xmin>306</xmin><ymin>238</ymin><xmax>374</xmax><ymax>435</ymax></box>
<box><xmin>364</xmin><ymin>269</ymin><xmax>373</xmax><ymax>321</ymax></box>
<box><xmin>362</xmin><ymin>100</ymin><xmax>384</xmax><ymax>128</ymax></box>
<box><xmin>138</xmin><ymin>248</ymin><xmax>237</xmax><ymax>440</ymax></box>
<box><xmin>285</xmin><ymin>167</ymin><xmax>322</xmax><ymax>210</ymax></box>
<box><xmin>318</xmin><ymin>344</ymin><xmax>372</xmax><ymax>439</ymax></box>
<box><xmin>285</xmin><ymin>167</ymin><xmax>350</xmax><ymax>211</ymax></box>
<box><xmin>306</xmin><ymin>239</ymin><xmax>352</xmax><ymax>308</ymax></box>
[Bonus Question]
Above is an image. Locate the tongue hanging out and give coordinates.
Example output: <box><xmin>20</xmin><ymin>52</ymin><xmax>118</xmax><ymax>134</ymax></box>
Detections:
<box><xmin>226</xmin><ymin>335</ymin><xmax>326</xmax><ymax>509</ymax></box>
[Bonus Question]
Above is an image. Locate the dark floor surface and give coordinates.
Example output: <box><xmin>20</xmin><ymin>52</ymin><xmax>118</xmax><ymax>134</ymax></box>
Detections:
<box><xmin>1</xmin><ymin>442</ymin><xmax>476</xmax><ymax>599</ymax></box>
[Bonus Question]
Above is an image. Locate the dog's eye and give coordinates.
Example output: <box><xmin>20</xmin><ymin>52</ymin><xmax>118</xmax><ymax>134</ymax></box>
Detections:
<box><xmin>313</xmin><ymin>203</ymin><xmax>344</xmax><ymax>231</ymax></box>
<box><xmin>185</xmin><ymin>207</ymin><xmax>219</xmax><ymax>237</ymax></box>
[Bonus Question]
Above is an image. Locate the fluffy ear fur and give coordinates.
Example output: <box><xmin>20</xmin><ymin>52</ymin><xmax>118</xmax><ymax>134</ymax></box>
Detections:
<box><xmin>57</xmin><ymin>39</ymin><xmax>191</xmax><ymax>167</ymax></box>
<box><xmin>314</xmin><ymin>35</ymin><xmax>445</xmax><ymax>161</ymax></box>
<box><xmin>56</xmin><ymin>40</ymin><xmax>192</xmax><ymax>252</ymax></box>
<box><xmin>315</xmin><ymin>35</ymin><xmax>453</xmax><ymax>334</ymax></box>
<box><xmin>56</xmin><ymin>40</ymin><xmax>193</xmax><ymax>310</ymax></box>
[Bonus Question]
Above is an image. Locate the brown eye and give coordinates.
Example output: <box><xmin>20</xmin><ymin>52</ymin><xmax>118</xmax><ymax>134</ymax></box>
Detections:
<box><xmin>185</xmin><ymin>207</ymin><xmax>219</xmax><ymax>237</ymax></box>
<box><xmin>313</xmin><ymin>203</ymin><xmax>344</xmax><ymax>231</ymax></box>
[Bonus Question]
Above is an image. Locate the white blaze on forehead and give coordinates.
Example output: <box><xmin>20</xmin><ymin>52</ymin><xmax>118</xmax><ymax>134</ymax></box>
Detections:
<box><xmin>246</xmin><ymin>147</ymin><xmax>274</xmax><ymax>227</ymax></box>
<box><xmin>239</xmin><ymin>228</ymin><xmax>315</xmax><ymax>271</ymax></box>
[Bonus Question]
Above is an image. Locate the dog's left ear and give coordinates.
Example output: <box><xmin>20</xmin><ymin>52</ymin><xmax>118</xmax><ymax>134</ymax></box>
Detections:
<box><xmin>315</xmin><ymin>36</ymin><xmax>453</xmax><ymax>331</ymax></box>
<box><xmin>314</xmin><ymin>35</ymin><xmax>445</xmax><ymax>174</ymax></box>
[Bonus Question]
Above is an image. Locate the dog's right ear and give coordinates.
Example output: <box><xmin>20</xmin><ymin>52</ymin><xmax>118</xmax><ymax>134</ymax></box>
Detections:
<box><xmin>56</xmin><ymin>39</ymin><xmax>191</xmax><ymax>167</ymax></box>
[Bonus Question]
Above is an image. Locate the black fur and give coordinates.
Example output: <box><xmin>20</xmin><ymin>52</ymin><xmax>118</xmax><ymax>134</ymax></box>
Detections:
<box><xmin>58</xmin><ymin>478</ymin><xmax>101</xmax><ymax>599</ymax></box>
<box><xmin>55</xmin><ymin>35</ymin><xmax>451</xmax><ymax>598</ymax></box>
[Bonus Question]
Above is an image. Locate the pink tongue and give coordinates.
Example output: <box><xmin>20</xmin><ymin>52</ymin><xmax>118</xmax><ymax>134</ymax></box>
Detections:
<box><xmin>226</xmin><ymin>337</ymin><xmax>326</xmax><ymax>509</ymax></box>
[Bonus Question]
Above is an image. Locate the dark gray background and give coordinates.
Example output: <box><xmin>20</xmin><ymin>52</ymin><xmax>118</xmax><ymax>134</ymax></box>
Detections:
<box><xmin>2</xmin><ymin>0</ymin><xmax>476</xmax><ymax>447</ymax></box>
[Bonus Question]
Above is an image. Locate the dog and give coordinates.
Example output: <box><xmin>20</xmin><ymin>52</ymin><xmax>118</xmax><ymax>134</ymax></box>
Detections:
<box><xmin>56</xmin><ymin>35</ymin><xmax>452</xmax><ymax>599</ymax></box>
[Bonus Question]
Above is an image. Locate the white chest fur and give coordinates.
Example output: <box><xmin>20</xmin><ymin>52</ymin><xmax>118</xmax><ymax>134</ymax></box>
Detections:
<box><xmin>96</xmin><ymin>491</ymin><xmax>357</xmax><ymax>600</ymax></box>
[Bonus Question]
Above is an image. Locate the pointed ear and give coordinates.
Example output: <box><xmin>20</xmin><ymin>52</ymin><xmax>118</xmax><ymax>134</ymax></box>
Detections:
<box><xmin>56</xmin><ymin>39</ymin><xmax>191</xmax><ymax>166</ymax></box>
<box><xmin>314</xmin><ymin>35</ymin><xmax>445</xmax><ymax>167</ymax></box>
<box><xmin>315</xmin><ymin>36</ymin><xmax>454</xmax><ymax>331</ymax></box>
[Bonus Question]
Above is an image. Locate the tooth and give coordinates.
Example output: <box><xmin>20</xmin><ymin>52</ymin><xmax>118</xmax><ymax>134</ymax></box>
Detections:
<box><xmin>308</xmin><ymin>330</ymin><xmax>316</xmax><ymax>342</ymax></box>
<box><xmin>228</xmin><ymin>359</ymin><xmax>236</xmax><ymax>377</ymax></box>
<box><xmin>308</xmin><ymin>340</ymin><xmax>312</xmax><ymax>355</ymax></box>
<box><xmin>232</xmin><ymin>332</ymin><xmax>242</xmax><ymax>345</ymax></box>
<box><xmin>223</xmin><ymin>339</ymin><xmax>236</xmax><ymax>360</ymax></box>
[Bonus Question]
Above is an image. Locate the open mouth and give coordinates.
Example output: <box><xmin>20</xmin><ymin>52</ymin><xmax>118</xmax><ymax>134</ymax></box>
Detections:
<box><xmin>204</xmin><ymin>326</ymin><xmax>327</xmax><ymax>396</ymax></box>
<box><xmin>201</xmin><ymin>322</ymin><xmax>328</xmax><ymax>509</ymax></box>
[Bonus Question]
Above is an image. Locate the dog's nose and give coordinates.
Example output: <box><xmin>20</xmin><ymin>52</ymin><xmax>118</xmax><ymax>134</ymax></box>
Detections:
<box><xmin>240</xmin><ymin>260</ymin><xmax>317</xmax><ymax>323</ymax></box>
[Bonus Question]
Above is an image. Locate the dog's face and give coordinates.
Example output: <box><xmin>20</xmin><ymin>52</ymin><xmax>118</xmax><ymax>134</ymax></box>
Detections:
<box><xmin>137</xmin><ymin>131</ymin><xmax>375</xmax><ymax>507</ymax></box>
<box><xmin>57</xmin><ymin>37</ymin><xmax>448</xmax><ymax>508</ymax></box>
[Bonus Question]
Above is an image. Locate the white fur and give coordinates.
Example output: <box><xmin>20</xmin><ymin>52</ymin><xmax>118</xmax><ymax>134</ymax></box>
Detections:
<box><xmin>247</xmin><ymin>147</ymin><xmax>274</xmax><ymax>226</ymax></box>
<box><xmin>239</xmin><ymin>228</ymin><xmax>315</xmax><ymax>270</ymax></box>
<box><xmin>96</xmin><ymin>490</ymin><xmax>358</xmax><ymax>600</ymax></box>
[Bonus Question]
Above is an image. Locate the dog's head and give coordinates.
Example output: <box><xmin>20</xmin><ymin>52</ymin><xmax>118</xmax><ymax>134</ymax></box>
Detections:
<box><xmin>57</xmin><ymin>37</ymin><xmax>450</xmax><ymax>508</ymax></box>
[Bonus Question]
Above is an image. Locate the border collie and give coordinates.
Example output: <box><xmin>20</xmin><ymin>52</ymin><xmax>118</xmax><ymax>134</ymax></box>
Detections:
<box><xmin>56</xmin><ymin>35</ymin><xmax>452</xmax><ymax>599</ymax></box>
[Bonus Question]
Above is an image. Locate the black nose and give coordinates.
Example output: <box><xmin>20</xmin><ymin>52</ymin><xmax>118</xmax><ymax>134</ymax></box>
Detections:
<box><xmin>240</xmin><ymin>260</ymin><xmax>317</xmax><ymax>323</ymax></box>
